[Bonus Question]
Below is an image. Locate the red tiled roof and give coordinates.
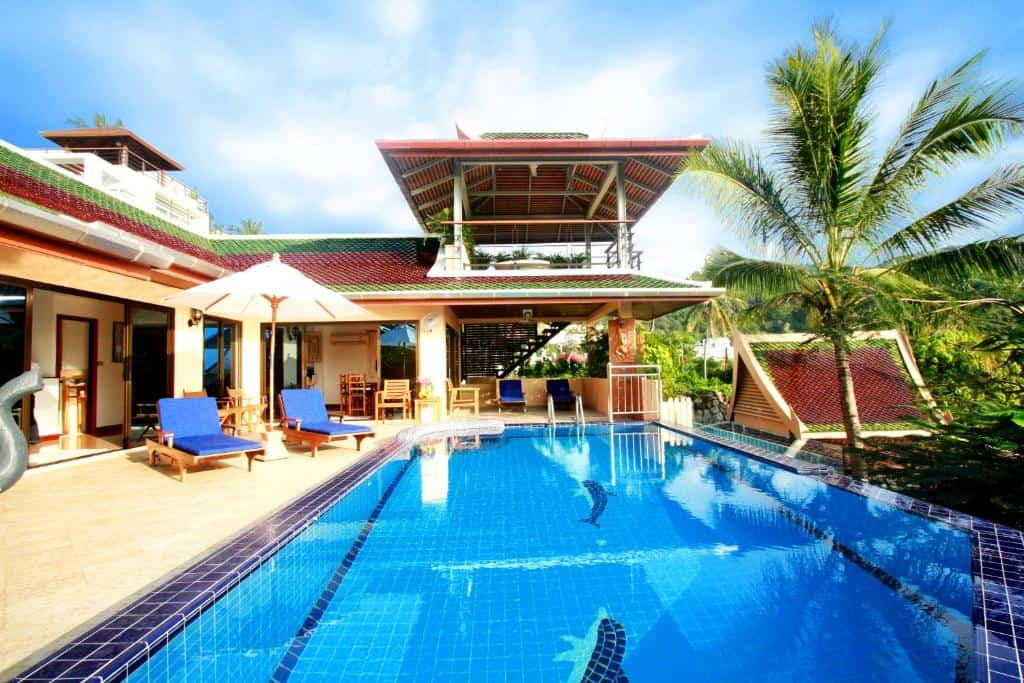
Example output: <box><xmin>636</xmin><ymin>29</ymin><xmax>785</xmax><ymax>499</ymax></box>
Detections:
<box><xmin>0</xmin><ymin>142</ymin><xmax>712</xmax><ymax>298</ymax></box>
<box><xmin>752</xmin><ymin>340</ymin><xmax>925</xmax><ymax>431</ymax></box>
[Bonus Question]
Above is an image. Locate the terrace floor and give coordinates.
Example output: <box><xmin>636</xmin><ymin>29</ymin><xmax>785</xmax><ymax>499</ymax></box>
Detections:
<box><xmin>0</xmin><ymin>407</ymin><xmax>602</xmax><ymax>676</ymax></box>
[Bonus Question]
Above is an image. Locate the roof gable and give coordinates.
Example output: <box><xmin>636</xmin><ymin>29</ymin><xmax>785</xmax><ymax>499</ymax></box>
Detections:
<box><xmin>733</xmin><ymin>332</ymin><xmax>933</xmax><ymax>437</ymax></box>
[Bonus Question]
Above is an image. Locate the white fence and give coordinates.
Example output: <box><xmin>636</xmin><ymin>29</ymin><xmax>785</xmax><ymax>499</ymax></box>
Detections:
<box><xmin>659</xmin><ymin>396</ymin><xmax>694</xmax><ymax>429</ymax></box>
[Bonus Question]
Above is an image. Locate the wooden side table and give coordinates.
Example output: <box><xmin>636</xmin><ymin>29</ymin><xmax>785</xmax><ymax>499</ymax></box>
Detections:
<box><xmin>414</xmin><ymin>397</ymin><xmax>443</xmax><ymax>424</ymax></box>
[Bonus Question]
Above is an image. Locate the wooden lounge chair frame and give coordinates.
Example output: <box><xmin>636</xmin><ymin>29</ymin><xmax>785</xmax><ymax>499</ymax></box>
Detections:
<box><xmin>147</xmin><ymin>397</ymin><xmax>263</xmax><ymax>482</ymax></box>
<box><xmin>279</xmin><ymin>388</ymin><xmax>374</xmax><ymax>457</ymax></box>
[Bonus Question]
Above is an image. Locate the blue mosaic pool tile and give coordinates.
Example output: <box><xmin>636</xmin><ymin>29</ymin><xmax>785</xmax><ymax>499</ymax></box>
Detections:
<box><xmin>655</xmin><ymin>420</ymin><xmax>1024</xmax><ymax>683</ymax></box>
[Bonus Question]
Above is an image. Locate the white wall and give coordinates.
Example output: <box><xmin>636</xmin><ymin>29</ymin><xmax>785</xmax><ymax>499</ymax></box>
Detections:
<box><xmin>31</xmin><ymin>290</ymin><xmax>125</xmax><ymax>434</ymax></box>
<box><xmin>306</xmin><ymin>323</ymin><xmax>381</xmax><ymax>404</ymax></box>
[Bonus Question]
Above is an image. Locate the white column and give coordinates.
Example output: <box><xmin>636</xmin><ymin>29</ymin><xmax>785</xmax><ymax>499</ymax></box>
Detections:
<box><xmin>416</xmin><ymin>310</ymin><xmax>448</xmax><ymax>420</ymax></box>
<box><xmin>616</xmin><ymin>159</ymin><xmax>627</xmax><ymax>269</ymax></box>
<box><xmin>452</xmin><ymin>159</ymin><xmax>464</xmax><ymax>273</ymax></box>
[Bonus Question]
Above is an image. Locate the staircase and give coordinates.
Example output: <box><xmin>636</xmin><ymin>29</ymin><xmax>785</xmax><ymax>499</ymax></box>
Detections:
<box><xmin>460</xmin><ymin>322</ymin><xmax>568</xmax><ymax>378</ymax></box>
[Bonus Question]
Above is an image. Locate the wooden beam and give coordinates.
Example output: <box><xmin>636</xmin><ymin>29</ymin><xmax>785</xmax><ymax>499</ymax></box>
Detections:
<box><xmin>465</xmin><ymin>190</ymin><xmax>598</xmax><ymax>197</ymax></box>
<box><xmin>586</xmin><ymin>301</ymin><xmax>619</xmax><ymax>326</ymax></box>
<box><xmin>400</xmin><ymin>158</ymin><xmax>446</xmax><ymax>179</ymax></box>
<box><xmin>586</xmin><ymin>166</ymin><xmax>618</xmax><ymax>219</ymax></box>
<box><xmin>627</xmin><ymin>156</ymin><xmax>674</xmax><ymax>177</ymax></box>
<box><xmin>410</xmin><ymin>175</ymin><xmax>454</xmax><ymax>197</ymax></box>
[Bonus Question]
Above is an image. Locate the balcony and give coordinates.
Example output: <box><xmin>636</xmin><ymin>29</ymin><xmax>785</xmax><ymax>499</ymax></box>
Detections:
<box><xmin>24</xmin><ymin>147</ymin><xmax>211</xmax><ymax>235</ymax></box>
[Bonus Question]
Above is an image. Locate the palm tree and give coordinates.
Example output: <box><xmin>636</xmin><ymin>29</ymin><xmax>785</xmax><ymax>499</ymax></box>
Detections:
<box><xmin>65</xmin><ymin>114</ymin><xmax>124</xmax><ymax>128</ymax></box>
<box><xmin>685</xmin><ymin>23</ymin><xmax>1024</xmax><ymax>448</ymax></box>
<box><xmin>233</xmin><ymin>218</ymin><xmax>264</xmax><ymax>235</ymax></box>
<box><xmin>676</xmin><ymin>294</ymin><xmax>744</xmax><ymax>379</ymax></box>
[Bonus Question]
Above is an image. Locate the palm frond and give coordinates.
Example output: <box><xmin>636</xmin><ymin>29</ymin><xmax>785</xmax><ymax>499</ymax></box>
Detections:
<box><xmin>858</xmin><ymin>53</ymin><xmax>1024</xmax><ymax>231</ymax></box>
<box><xmin>767</xmin><ymin>21</ymin><xmax>883</xmax><ymax>250</ymax></box>
<box><xmin>869</xmin><ymin>165</ymin><xmax>1024</xmax><ymax>262</ymax></box>
<box><xmin>684</xmin><ymin>142</ymin><xmax>822</xmax><ymax>264</ymax></box>
<box><xmin>892</xmin><ymin>236</ymin><xmax>1024</xmax><ymax>286</ymax></box>
<box><xmin>705</xmin><ymin>250</ymin><xmax>811</xmax><ymax>298</ymax></box>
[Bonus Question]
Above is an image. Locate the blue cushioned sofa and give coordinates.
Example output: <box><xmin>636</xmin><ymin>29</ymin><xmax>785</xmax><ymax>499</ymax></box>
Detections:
<box><xmin>279</xmin><ymin>388</ymin><xmax>374</xmax><ymax>457</ymax></box>
<box><xmin>149</xmin><ymin>397</ymin><xmax>264</xmax><ymax>482</ymax></box>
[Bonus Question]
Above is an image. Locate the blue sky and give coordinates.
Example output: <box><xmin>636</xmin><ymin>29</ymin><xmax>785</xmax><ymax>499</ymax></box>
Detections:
<box><xmin>2</xmin><ymin>0</ymin><xmax>1022</xmax><ymax>275</ymax></box>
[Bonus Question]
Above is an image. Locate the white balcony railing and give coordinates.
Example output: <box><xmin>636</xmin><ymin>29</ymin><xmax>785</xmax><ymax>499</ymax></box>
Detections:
<box><xmin>23</xmin><ymin>148</ymin><xmax>211</xmax><ymax>235</ymax></box>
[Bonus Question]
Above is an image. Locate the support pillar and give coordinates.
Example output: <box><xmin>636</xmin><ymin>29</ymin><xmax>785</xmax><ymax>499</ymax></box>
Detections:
<box><xmin>615</xmin><ymin>159</ymin><xmax>627</xmax><ymax>268</ymax></box>
<box><xmin>452</xmin><ymin>160</ymin><xmax>464</xmax><ymax>273</ymax></box>
<box><xmin>608</xmin><ymin>315</ymin><xmax>638</xmax><ymax>418</ymax></box>
<box><xmin>416</xmin><ymin>310</ymin><xmax>448</xmax><ymax>421</ymax></box>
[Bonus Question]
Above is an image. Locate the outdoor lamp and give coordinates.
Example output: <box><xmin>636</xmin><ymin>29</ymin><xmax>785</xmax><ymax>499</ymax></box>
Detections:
<box><xmin>187</xmin><ymin>308</ymin><xmax>203</xmax><ymax>327</ymax></box>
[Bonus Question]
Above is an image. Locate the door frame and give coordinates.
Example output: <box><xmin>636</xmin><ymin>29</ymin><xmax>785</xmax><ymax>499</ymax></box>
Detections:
<box><xmin>55</xmin><ymin>314</ymin><xmax>98</xmax><ymax>434</ymax></box>
<box><xmin>122</xmin><ymin>303</ymin><xmax>175</xmax><ymax>447</ymax></box>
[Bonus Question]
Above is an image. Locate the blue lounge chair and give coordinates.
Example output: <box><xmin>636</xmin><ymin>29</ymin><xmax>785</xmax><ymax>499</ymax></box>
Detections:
<box><xmin>497</xmin><ymin>379</ymin><xmax>527</xmax><ymax>413</ymax></box>
<box><xmin>149</xmin><ymin>397</ymin><xmax>263</xmax><ymax>482</ymax></box>
<box><xmin>279</xmin><ymin>388</ymin><xmax>374</xmax><ymax>457</ymax></box>
<box><xmin>546</xmin><ymin>379</ymin><xmax>577</xmax><ymax>409</ymax></box>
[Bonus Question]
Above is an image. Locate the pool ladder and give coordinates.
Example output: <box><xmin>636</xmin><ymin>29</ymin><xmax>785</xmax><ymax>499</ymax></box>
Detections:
<box><xmin>546</xmin><ymin>394</ymin><xmax>586</xmax><ymax>426</ymax></box>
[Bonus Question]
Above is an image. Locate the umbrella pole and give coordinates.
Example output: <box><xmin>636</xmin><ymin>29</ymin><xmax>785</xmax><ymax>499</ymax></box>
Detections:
<box><xmin>269</xmin><ymin>303</ymin><xmax>277</xmax><ymax>429</ymax></box>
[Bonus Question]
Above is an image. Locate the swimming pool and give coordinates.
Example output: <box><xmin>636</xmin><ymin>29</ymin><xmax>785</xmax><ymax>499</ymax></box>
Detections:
<box><xmin>13</xmin><ymin>423</ymin><xmax>1024</xmax><ymax>682</ymax></box>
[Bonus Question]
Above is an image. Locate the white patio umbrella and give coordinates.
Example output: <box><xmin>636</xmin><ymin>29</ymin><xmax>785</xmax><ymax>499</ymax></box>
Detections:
<box><xmin>163</xmin><ymin>253</ymin><xmax>365</xmax><ymax>431</ymax></box>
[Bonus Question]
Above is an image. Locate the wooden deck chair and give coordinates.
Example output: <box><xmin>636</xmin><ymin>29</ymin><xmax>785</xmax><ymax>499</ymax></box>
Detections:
<box><xmin>496</xmin><ymin>378</ymin><xmax>527</xmax><ymax>413</ymax></box>
<box><xmin>375</xmin><ymin>379</ymin><xmax>411</xmax><ymax>421</ymax></box>
<box><xmin>279</xmin><ymin>388</ymin><xmax>374</xmax><ymax>457</ymax></box>
<box><xmin>147</xmin><ymin>397</ymin><xmax>263</xmax><ymax>482</ymax></box>
<box><xmin>447</xmin><ymin>378</ymin><xmax>479</xmax><ymax>416</ymax></box>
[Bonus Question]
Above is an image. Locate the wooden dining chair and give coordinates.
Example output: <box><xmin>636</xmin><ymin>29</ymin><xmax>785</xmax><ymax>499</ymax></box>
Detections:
<box><xmin>447</xmin><ymin>378</ymin><xmax>480</xmax><ymax>416</ymax></box>
<box><xmin>346</xmin><ymin>373</ymin><xmax>368</xmax><ymax>417</ymax></box>
<box><xmin>375</xmin><ymin>379</ymin><xmax>411</xmax><ymax>421</ymax></box>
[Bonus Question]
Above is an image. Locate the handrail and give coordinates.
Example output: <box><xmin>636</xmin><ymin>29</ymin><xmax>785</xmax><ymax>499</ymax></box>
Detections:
<box><xmin>575</xmin><ymin>394</ymin><xmax>585</xmax><ymax>426</ymax></box>
<box><xmin>547</xmin><ymin>394</ymin><xmax>555</xmax><ymax>425</ymax></box>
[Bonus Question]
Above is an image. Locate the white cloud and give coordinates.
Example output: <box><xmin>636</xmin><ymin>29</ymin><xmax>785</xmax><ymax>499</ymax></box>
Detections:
<box><xmin>371</xmin><ymin>0</ymin><xmax>425</xmax><ymax>37</ymax></box>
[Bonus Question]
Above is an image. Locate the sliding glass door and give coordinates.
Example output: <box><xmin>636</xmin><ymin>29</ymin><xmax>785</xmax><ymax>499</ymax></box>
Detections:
<box><xmin>203</xmin><ymin>318</ymin><xmax>238</xmax><ymax>399</ymax></box>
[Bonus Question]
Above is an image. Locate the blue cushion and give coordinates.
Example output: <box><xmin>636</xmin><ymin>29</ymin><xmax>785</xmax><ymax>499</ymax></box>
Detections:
<box><xmin>158</xmin><ymin>398</ymin><xmax>222</xmax><ymax>439</ymax></box>
<box><xmin>499</xmin><ymin>379</ymin><xmax>525</xmax><ymax>402</ymax></box>
<box><xmin>299</xmin><ymin>421</ymin><xmax>373</xmax><ymax>437</ymax></box>
<box><xmin>173</xmin><ymin>433</ymin><xmax>262</xmax><ymax>456</ymax></box>
<box><xmin>280</xmin><ymin>389</ymin><xmax>329</xmax><ymax>423</ymax></box>
<box><xmin>547</xmin><ymin>379</ymin><xmax>574</xmax><ymax>399</ymax></box>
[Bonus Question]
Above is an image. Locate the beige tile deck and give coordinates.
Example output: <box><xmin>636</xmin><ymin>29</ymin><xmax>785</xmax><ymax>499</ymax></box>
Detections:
<box><xmin>0</xmin><ymin>408</ymin><xmax>601</xmax><ymax>676</ymax></box>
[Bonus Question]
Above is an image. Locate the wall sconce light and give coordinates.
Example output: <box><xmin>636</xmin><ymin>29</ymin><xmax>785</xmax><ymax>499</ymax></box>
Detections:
<box><xmin>187</xmin><ymin>308</ymin><xmax>203</xmax><ymax>327</ymax></box>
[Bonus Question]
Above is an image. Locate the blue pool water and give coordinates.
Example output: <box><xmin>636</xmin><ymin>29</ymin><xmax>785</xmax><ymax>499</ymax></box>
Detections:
<box><xmin>129</xmin><ymin>424</ymin><xmax>973</xmax><ymax>682</ymax></box>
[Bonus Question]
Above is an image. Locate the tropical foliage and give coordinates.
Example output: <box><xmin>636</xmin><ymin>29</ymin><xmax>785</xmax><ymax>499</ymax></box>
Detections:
<box><xmin>213</xmin><ymin>218</ymin><xmax>265</xmax><ymax>235</ymax></box>
<box><xmin>65</xmin><ymin>113</ymin><xmax>124</xmax><ymax>128</ymax></box>
<box><xmin>684</xmin><ymin>22</ymin><xmax>1024</xmax><ymax>448</ymax></box>
<box><xmin>864</xmin><ymin>293</ymin><xmax>1024</xmax><ymax>527</ymax></box>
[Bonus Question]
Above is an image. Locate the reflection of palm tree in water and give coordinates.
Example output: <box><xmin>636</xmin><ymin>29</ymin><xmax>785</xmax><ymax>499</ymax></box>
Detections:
<box><xmin>532</xmin><ymin>434</ymin><xmax>591</xmax><ymax>482</ymax></box>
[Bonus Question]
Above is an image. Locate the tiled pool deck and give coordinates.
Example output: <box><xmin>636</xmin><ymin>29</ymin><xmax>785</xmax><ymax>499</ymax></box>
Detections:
<box><xmin>5</xmin><ymin>420</ymin><xmax>1022</xmax><ymax>682</ymax></box>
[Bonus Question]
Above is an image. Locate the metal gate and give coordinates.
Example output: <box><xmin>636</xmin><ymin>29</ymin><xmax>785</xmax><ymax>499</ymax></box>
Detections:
<box><xmin>606</xmin><ymin>363</ymin><xmax>662</xmax><ymax>422</ymax></box>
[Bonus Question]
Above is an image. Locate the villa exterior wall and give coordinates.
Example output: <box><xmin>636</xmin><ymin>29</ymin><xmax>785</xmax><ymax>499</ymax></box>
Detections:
<box><xmin>31</xmin><ymin>290</ymin><xmax>126</xmax><ymax>435</ymax></box>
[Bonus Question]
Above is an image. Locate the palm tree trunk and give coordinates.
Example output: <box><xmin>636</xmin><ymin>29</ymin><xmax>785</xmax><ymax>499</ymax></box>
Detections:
<box><xmin>831</xmin><ymin>335</ymin><xmax>864</xmax><ymax>449</ymax></box>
